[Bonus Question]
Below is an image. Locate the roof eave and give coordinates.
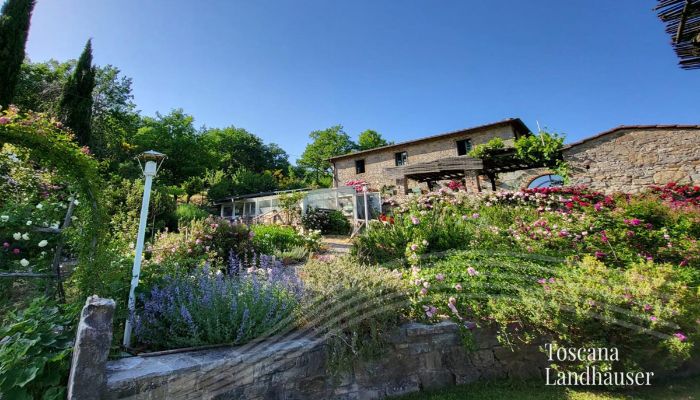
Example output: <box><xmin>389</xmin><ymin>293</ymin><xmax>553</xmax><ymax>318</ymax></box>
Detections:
<box><xmin>327</xmin><ymin>118</ymin><xmax>531</xmax><ymax>162</ymax></box>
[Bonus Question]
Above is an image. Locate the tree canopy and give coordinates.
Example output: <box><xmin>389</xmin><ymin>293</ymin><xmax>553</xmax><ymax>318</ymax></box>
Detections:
<box><xmin>201</xmin><ymin>126</ymin><xmax>289</xmax><ymax>174</ymax></box>
<box><xmin>298</xmin><ymin>125</ymin><xmax>355</xmax><ymax>183</ymax></box>
<box><xmin>130</xmin><ymin>109</ymin><xmax>211</xmax><ymax>188</ymax></box>
<box><xmin>357</xmin><ymin>129</ymin><xmax>391</xmax><ymax>150</ymax></box>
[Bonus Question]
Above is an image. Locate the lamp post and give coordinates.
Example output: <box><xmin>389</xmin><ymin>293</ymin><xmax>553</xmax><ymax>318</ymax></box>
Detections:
<box><xmin>123</xmin><ymin>150</ymin><xmax>166</xmax><ymax>348</ymax></box>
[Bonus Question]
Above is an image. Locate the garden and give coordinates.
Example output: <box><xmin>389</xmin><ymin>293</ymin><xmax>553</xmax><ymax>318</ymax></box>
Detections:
<box><xmin>3</xmin><ymin>119</ymin><xmax>700</xmax><ymax>400</ymax></box>
<box><xmin>0</xmin><ymin>3</ymin><xmax>699</xmax><ymax>397</ymax></box>
<box><xmin>1</xmin><ymin>103</ymin><xmax>699</xmax><ymax>397</ymax></box>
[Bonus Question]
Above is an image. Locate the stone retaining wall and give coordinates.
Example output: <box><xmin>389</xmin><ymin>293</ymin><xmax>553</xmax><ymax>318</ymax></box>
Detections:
<box><xmin>104</xmin><ymin>322</ymin><xmax>547</xmax><ymax>400</ymax></box>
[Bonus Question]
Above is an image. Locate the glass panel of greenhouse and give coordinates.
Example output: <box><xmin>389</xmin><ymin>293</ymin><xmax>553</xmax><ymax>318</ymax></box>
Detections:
<box><xmin>303</xmin><ymin>187</ymin><xmax>381</xmax><ymax>220</ymax></box>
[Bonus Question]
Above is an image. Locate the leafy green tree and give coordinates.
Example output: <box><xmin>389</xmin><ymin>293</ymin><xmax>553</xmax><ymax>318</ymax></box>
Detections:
<box><xmin>201</xmin><ymin>126</ymin><xmax>289</xmax><ymax>173</ymax></box>
<box><xmin>60</xmin><ymin>39</ymin><xmax>96</xmax><ymax>146</ymax></box>
<box><xmin>89</xmin><ymin>64</ymin><xmax>139</xmax><ymax>162</ymax></box>
<box><xmin>0</xmin><ymin>0</ymin><xmax>36</xmax><ymax>108</ymax></box>
<box><xmin>14</xmin><ymin>59</ymin><xmax>140</xmax><ymax>164</ymax></box>
<box><xmin>298</xmin><ymin>125</ymin><xmax>355</xmax><ymax>184</ymax></box>
<box><xmin>205</xmin><ymin>169</ymin><xmax>234</xmax><ymax>201</ymax></box>
<box><xmin>181</xmin><ymin>176</ymin><xmax>204</xmax><ymax>203</ymax></box>
<box><xmin>130</xmin><ymin>109</ymin><xmax>213</xmax><ymax>195</ymax></box>
<box><xmin>230</xmin><ymin>168</ymin><xmax>278</xmax><ymax>195</ymax></box>
<box><xmin>357</xmin><ymin>129</ymin><xmax>391</xmax><ymax>150</ymax></box>
<box><xmin>12</xmin><ymin>59</ymin><xmax>70</xmax><ymax>114</ymax></box>
<box><xmin>264</xmin><ymin>142</ymin><xmax>291</xmax><ymax>172</ymax></box>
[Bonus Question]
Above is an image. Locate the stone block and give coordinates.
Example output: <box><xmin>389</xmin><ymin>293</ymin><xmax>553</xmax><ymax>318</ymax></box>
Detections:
<box><xmin>455</xmin><ymin>369</ymin><xmax>481</xmax><ymax>385</ymax></box>
<box><xmin>469</xmin><ymin>350</ymin><xmax>495</xmax><ymax>368</ymax></box>
<box><xmin>67</xmin><ymin>295</ymin><xmax>116</xmax><ymax>400</ymax></box>
<box><xmin>421</xmin><ymin>351</ymin><xmax>444</xmax><ymax>370</ymax></box>
<box><xmin>418</xmin><ymin>371</ymin><xmax>455</xmax><ymax>390</ymax></box>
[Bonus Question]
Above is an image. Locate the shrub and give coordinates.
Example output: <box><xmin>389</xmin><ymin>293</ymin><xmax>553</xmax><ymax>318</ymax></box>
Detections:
<box><xmin>326</xmin><ymin>209</ymin><xmax>351</xmax><ymax>235</ymax></box>
<box><xmin>354</xmin><ymin>185</ymin><xmax>700</xmax><ymax>274</ymax></box>
<box><xmin>175</xmin><ymin>203</ymin><xmax>209</xmax><ymax>223</ymax></box>
<box><xmin>507</xmin><ymin>257</ymin><xmax>699</xmax><ymax>373</ymax></box>
<box><xmin>250</xmin><ymin>224</ymin><xmax>304</xmax><ymax>254</ymax></box>
<box><xmin>274</xmin><ymin>245</ymin><xmax>309</xmax><ymax>265</ymax></box>
<box><xmin>302</xmin><ymin>207</ymin><xmax>351</xmax><ymax>235</ymax></box>
<box><xmin>650</xmin><ymin>182</ymin><xmax>700</xmax><ymax>207</ymax></box>
<box><xmin>406</xmin><ymin>250</ymin><xmax>551</xmax><ymax>325</ymax></box>
<box><xmin>299</xmin><ymin>257</ymin><xmax>409</xmax><ymax>373</ymax></box>
<box><xmin>0</xmin><ymin>297</ymin><xmax>75</xmax><ymax>400</ymax></box>
<box><xmin>407</xmin><ymin>251</ymin><xmax>699</xmax><ymax>374</ymax></box>
<box><xmin>133</xmin><ymin>264</ymin><xmax>302</xmax><ymax>350</ymax></box>
<box><xmin>278</xmin><ymin>192</ymin><xmax>304</xmax><ymax>225</ymax></box>
<box><xmin>143</xmin><ymin>217</ymin><xmax>253</xmax><ymax>281</ymax></box>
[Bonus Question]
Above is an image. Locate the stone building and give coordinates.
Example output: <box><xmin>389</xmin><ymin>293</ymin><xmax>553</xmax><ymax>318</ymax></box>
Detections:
<box><xmin>330</xmin><ymin>121</ymin><xmax>700</xmax><ymax>196</ymax></box>
<box><xmin>329</xmin><ymin>118</ymin><xmax>531</xmax><ymax>196</ymax></box>
<box><xmin>562</xmin><ymin>125</ymin><xmax>700</xmax><ymax>193</ymax></box>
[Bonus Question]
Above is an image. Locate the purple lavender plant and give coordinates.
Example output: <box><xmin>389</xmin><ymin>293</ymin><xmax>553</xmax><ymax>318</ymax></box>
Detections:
<box><xmin>133</xmin><ymin>253</ymin><xmax>302</xmax><ymax>350</ymax></box>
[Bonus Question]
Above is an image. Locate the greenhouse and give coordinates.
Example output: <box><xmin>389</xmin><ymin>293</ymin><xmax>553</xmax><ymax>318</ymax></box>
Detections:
<box><xmin>214</xmin><ymin>186</ymin><xmax>381</xmax><ymax>223</ymax></box>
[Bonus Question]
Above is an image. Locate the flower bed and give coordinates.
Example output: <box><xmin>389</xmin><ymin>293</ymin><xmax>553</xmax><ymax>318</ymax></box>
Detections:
<box><xmin>351</xmin><ymin>185</ymin><xmax>700</xmax><ymax>374</ymax></box>
<box><xmin>132</xmin><ymin>264</ymin><xmax>302</xmax><ymax>350</ymax></box>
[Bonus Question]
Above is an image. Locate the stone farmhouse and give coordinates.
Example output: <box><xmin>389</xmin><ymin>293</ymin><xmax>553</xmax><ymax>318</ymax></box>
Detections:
<box><xmin>329</xmin><ymin>119</ymin><xmax>700</xmax><ymax>196</ymax></box>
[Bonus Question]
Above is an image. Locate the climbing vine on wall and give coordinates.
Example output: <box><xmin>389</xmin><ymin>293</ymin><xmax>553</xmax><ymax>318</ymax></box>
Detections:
<box><xmin>469</xmin><ymin>131</ymin><xmax>569</xmax><ymax>181</ymax></box>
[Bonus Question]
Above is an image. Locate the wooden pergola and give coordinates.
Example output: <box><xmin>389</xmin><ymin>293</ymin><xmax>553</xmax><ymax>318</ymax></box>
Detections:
<box><xmin>385</xmin><ymin>151</ymin><xmax>552</xmax><ymax>192</ymax></box>
<box><xmin>657</xmin><ymin>0</ymin><xmax>700</xmax><ymax>69</ymax></box>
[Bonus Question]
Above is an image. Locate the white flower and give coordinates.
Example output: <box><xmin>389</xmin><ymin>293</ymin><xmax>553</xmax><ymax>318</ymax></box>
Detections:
<box><xmin>20</xmin><ymin>259</ymin><xmax>29</xmax><ymax>267</ymax></box>
<box><xmin>0</xmin><ymin>215</ymin><xmax>8</xmax><ymax>222</ymax></box>
<box><xmin>22</xmin><ymin>233</ymin><xmax>29</xmax><ymax>240</ymax></box>
<box><xmin>13</xmin><ymin>232</ymin><xmax>21</xmax><ymax>240</ymax></box>
<box><xmin>38</xmin><ymin>240</ymin><xmax>48</xmax><ymax>248</ymax></box>
<box><xmin>26</xmin><ymin>220</ymin><xmax>32</xmax><ymax>226</ymax></box>
<box><xmin>50</xmin><ymin>222</ymin><xmax>60</xmax><ymax>229</ymax></box>
<box><xmin>36</xmin><ymin>204</ymin><xmax>43</xmax><ymax>209</ymax></box>
<box><xmin>73</xmin><ymin>199</ymin><xmax>80</xmax><ymax>205</ymax></box>
<box><xmin>71</xmin><ymin>216</ymin><xmax>77</xmax><ymax>221</ymax></box>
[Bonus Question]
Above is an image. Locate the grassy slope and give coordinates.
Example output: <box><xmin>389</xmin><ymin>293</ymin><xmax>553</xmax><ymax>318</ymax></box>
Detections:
<box><xmin>392</xmin><ymin>377</ymin><xmax>700</xmax><ymax>400</ymax></box>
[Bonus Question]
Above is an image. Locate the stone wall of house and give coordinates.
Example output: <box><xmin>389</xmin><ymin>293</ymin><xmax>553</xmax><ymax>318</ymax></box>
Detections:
<box><xmin>563</xmin><ymin>127</ymin><xmax>700</xmax><ymax>193</ymax></box>
<box><xmin>103</xmin><ymin>322</ymin><xmax>547</xmax><ymax>400</ymax></box>
<box><xmin>333</xmin><ymin>125</ymin><xmax>518</xmax><ymax>195</ymax></box>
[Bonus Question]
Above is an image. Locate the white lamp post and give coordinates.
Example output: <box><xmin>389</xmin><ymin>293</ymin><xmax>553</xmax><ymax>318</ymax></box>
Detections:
<box><xmin>123</xmin><ymin>150</ymin><xmax>166</xmax><ymax>348</ymax></box>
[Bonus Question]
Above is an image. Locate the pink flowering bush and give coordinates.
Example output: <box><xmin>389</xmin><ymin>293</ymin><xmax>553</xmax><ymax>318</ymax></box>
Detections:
<box><xmin>354</xmin><ymin>185</ymin><xmax>700</xmax><ymax>276</ymax></box>
<box><xmin>650</xmin><ymin>182</ymin><xmax>700</xmax><ymax>207</ymax></box>
<box><xmin>351</xmin><ymin>184</ymin><xmax>700</xmax><ymax>373</ymax></box>
<box><xmin>344</xmin><ymin>179</ymin><xmax>369</xmax><ymax>192</ymax></box>
<box><xmin>141</xmin><ymin>217</ymin><xmax>254</xmax><ymax>283</ymax></box>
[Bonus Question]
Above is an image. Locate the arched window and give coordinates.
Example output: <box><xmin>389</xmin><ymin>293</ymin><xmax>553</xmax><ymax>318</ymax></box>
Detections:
<box><xmin>527</xmin><ymin>174</ymin><xmax>564</xmax><ymax>189</ymax></box>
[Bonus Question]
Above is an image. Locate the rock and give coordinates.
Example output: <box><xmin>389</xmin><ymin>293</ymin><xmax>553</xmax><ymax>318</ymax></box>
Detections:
<box><xmin>67</xmin><ymin>295</ymin><xmax>116</xmax><ymax>400</ymax></box>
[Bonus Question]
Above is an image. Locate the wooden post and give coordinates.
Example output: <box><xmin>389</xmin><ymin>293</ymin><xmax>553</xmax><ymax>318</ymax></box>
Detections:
<box><xmin>487</xmin><ymin>172</ymin><xmax>497</xmax><ymax>191</ymax></box>
<box><xmin>48</xmin><ymin>194</ymin><xmax>76</xmax><ymax>301</ymax></box>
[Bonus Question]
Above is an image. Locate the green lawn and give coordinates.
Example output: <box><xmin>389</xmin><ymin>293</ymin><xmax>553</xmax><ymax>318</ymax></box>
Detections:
<box><xmin>391</xmin><ymin>377</ymin><xmax>700</xmax><ymax>400</ymax></box>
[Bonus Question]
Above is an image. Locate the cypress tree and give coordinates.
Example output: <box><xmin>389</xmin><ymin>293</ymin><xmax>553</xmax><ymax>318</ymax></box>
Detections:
<box><xmin>60</xmin><ymin>39</ymin><xmax>96</xmax><ymax>146</ymax></box>
<box><xmin>0</xmin><ymin>0</ymin><xmax>36</xmax><ymax>108</ymax></box>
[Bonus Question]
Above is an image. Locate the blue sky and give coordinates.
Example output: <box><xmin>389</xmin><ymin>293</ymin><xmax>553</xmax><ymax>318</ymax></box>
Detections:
<box><xmin>24</xmin><ymin>0</ymin><xmax>699</xmax><ymax>161</ymax></box>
